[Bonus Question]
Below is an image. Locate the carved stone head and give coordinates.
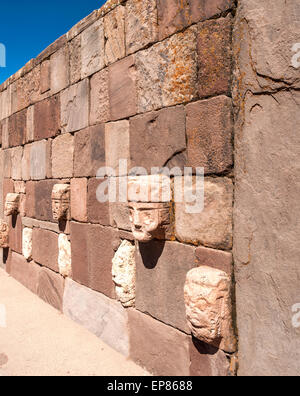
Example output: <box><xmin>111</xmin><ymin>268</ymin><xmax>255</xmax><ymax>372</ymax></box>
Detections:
<box><xmin>0</xmin><ymin>220</ymin><xmax>9</xmax><ymax>248</ymax></box>
<box><xmin>184</xmin><ymin>266</ymin><xmax>236</xmax><ymax>353</ymax></box>
<box><xmin>4</xmin><ymin>193</ymin><xmax>20</xmax><ymax>216</ymax></box>
<box><xmin>52</xmin><ymin>184</ymin><xmax>70</xmax><ymax>221</ymax></box>
<box><xmin>112</xmin><ymin>240</ymin><xmax>136</xmax><ymax>308</ymax></box>
<box><xmin>127</xmin><ymin>175</ymin><xmax>172</xmax><ymax>243</ymax></box>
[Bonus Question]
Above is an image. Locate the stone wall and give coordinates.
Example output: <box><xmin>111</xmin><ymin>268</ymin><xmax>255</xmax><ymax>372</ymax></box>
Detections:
<box><xmin>0</xmin><ymin>0</ymin><xmax>238</xmax><ymax>376</ymax></box>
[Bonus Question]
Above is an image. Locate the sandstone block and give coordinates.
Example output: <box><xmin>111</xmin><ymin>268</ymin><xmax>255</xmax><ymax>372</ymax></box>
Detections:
<box><xmin>81</xmin><ymin>19</ymin><xmax>105</xmax><ymax>78</ymax></box>
<box><xmin>87</xmin><ymin>178</ymin><xmax>110</xmax><ymax>225</ymax></box>
<box><xmin>40</xmin><ymin>60</ymin><xmax>51</xmax><ymax>94</ymax></box>
<box><xmin>136</xmin><ymin>240</ymin><xmax>197</xmax><ymax>333</ymax></box>
<box><xmin>109</xmin><ymin>56</ymin><xmax>137</xmax><ymax>120</ymax></box>
<box><xmin>37</xmin><ymin>267</ymin><xmax>65</xmax><ymax>311</ymax></box>
<box><xmin>70</xmin><ymin>222</ymin><xmax>116</xmax><ymax>298</ymax></box>
<box><xmin>186</xmin><ymin>96</ymin><xmax>233</xmax><ymax>174</ymax></box>
<box><xmin>32</xmin><ymin>228</ymin><xmax>59</xmax><ymax>272</ymax></box>
<box><xmin>58</xmin><ymin>234</ymin><xmax>71</xmax><ymax>277</ymax></box>
<box><xmin>30</xmin><ymin>140</ymin><xmax>47</xmax><ymax>180</ymax></box>
<box><xmin>104</xmin><ymin>5</ymin><xmax>126</xmax><ymax>65</ymax></box>
<box><xmin>112</xmin><ymin>240</ymin><xmax>136</xmax><ymax>308</ymax></box>
<box><xmin>8</xmin><ymin>110</ymin><xmax>27</xmax><ymax>147</ymax></box>
<box><xmin>50</xmin><ymin>46</ymin><xmax>69</xmax><ymax>94</ymax></box>
<box><xmin>8</xmin><ymin>215</ymin><xmax>23</xmax><ymax>254</ymax></box>
<box><xmin>190</xmin><ymin>0</ymin><xmax>234</xmax><ymax>23</ymax></box>
<box><xmin>136</xmin><ymin>26</ymin><xmax>197</xmax><ymax>113</ymax></box>
<box><xmin>11</xmin><ymin>147</ymin><xmax>23</xmax><ymax>180</ymax></box>
<box><xmin>35</xmin><ymin>180</ymin><xmax>59</xmax><ymax>221</ymax></box>
<box><xmin>69</xmin><ymin>35</ymin><xmax>81</xmax><ymax>85</ymax></box>
<box><xmin>196</xmin><ymin>246</ymin><xmax>232</xmax><ymax>275</ymax></box>
<box><xmin>197</xmin><ymin>16</ymin><xmax>232</xmax><ymax>98</ymax></box>
<box><xmin>130</xmin><ymin>106</ymin><xmax>186</xmax><ymax>172</ymax></box>
<box><xmin>3</xmin><ymin>150</ymin><xmax>11</xmax><ymax>178</ymax></box>
<box><xmin>1</xmin><ymin>119</ymin><xmax>9</xmax><ymax>149</ymax></box>
<box><xmin>34</xmin><ymin>96</ymin><xmax>60</xmax><ymax>140</ymax></box>
<box><xmin>70</xmin><ymin>178</ymin><xmax>88</xmax><ymax>222</ymax></box>
<box><xmin>52</xmin><ymin>134</ymin><xmax>74</xmax><ymax>178</ymax></box>
<box><xmin>74</xmin><ymin>125</ymin><xmax>105</xmax><ymax>177</ymax></box>
<box><xmin>9</xmin><ymin>252</ymin><xmax>41</xmax><ymax>295</ymax></box>
<box><xmin>26</xmin><ymin>106</ymin><xmax>34</xmax><ymax>143</ymax></box>
<box><xmin>105</xmin><ymin>120</ymin><xmax>130</xmax><ymax>175</ymax></box>
<box><xmin>22</xmin><ymin>227</ymin><xmax>33</xmax><ymax>261</ymax></box>
<box><xmin>25</xmin><ymin>181</ymin><xmax>36</xmax><ymax>219</ymax></box>
<box><xmin>184</xmin><ymin>266</ymin><xmax>236</xmax><ymax>352</ymax></box>
<box><xmin>63</xmin><ymin>278</ymin><xmax>129</xmax><ymax>356</ymax></box>
<box><xmin>126</xmin><ymin>0</ymin><xmax>158</xmax><ymax>54</ymax></box>
<box><xmin>109</xmin><ymin>202</ymin><xmax>131</xmax><ymax>231</ymax></box>
<box><xmin>175</xmin><ymin>177</ymin><xmax>233</xmax><ymax>250</ymax></box>
<box><xmin>22</xmin><ymin>145</ymin><xmax>31</xmax><ymax>181</ymax></box>
<box><xmin>128</xmin><ymin>308</ymin><xmax>190</xmax><ymax>376</ymax></box>
<box><xmin>90</xmin><ymin>69</ymin><xmax>110</xmax><ymax>125</ymax></box>
<box><xmin>157</xmin><ymin>0</ymin><xmax>190</xmax><ymax>40</ymax></box>
<box><xmin>60</xmin><ymin>79</ymin><xmax>89</xmax><ymax>133</ymax></box>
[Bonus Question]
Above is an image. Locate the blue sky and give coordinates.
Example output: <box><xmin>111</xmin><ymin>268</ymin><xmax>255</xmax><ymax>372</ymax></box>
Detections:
<box><xmin>0</xmin><ymin>0</ymin><xmax>106</xmax><ymax>84</ymax></box>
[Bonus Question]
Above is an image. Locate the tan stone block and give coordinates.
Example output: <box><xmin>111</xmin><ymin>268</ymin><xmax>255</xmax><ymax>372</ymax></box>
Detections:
<box><xmin>3</xmin><ymin>150</ymin><xmax>11</xmax><ymax>178</ymax></box>
<box><xmin>1</xmin><ymin>119</ymin><xmax>9</xmax><ymax>149</ymax></box>
<box><xmin>81</xmin><ymin>19</ymin><xmax>105</xmax><ymax>78</ymax></box>
<box><xmin>30</xmin><ymin>140</ymin><xmax>47</xmax><ymax>180</ymax></box>
<box><xmin>136</xmin><ymin>26</ymin><xmax>197</xmax><ymax>113</ymax></box>
<box><xmin>175</xmin><ymin>177</ymin><xmax>233</xmax><ymax>250</ymax></box>
<box><xmin>157</xmin><ymin>0</ymin><xmax>190</xmax><ymax>40</ymax></box>
<box><xmin>22</xmin><ymin>227</ymin><xmax>33</xmax><ymax>261</ymax></box>
<box><xmin>125</xmin><ymin>0</ymin><xmax>158</xmax><ymax>54</ymax></box>
<box><xmin>90</xmin><ymin>69</ymin><xmax>110</xmax><ymax>125</ymax></box>
<box><xmin>104</xmin><ymin>5</ymin><xmax>126</xmax><ymax>65</ymax></box>
<box><xmin>11</xmin><ymin>147</ymin><xmax>23</xmax><ymax>180</ymax></box>
<box><xmin>22</xmin><ymin>145</ymin><xmax>31</xmax><ymax>181</ymax></box>
<box><xmin>105</xmin><ymin>120</ymin><xmax>130</xmax><ymax>175</ymax></box>
<box><xmin>50</xmin><ymin>46</ymin><xmax>69</xmax><ymax>94</ymax></box>
<box><xmin>69</xmin><ymin>35</ymin><xmax>81</xmax><ymax>85</ymax></box>
<box><xmin>26</xmin><ymin>105</ymin><xmax>34</xmax><ymax>143</ymax></box>
<box><xmin>40</xmin><ymin>60</ymin><xmax>51</xmax><ymax>94</ymax></box>
<box><xmin>60</xmin><ymin>79</ymin><xmax>89</xmax><ymax>133</ymax></box>
<box><xmin>70</xmin><ymin>178</ymin><xmax>88</xmax><ymax>222</ymax></box>
<box><xmin>52</xmin><ymin>134</ymin><xmax>74</xmax><ymax>178</ymax></box>
<box><xmin>58</xmin><ymin>233</ymin><xmax>71</xmax><ymax>277</ymax></box>
<box><xmin>184</xmin><ymin>266</ymin><xmax>236</xmax><ymax>353</ymax></box>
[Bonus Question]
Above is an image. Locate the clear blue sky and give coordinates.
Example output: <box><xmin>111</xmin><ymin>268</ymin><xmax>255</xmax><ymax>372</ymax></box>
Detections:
<box><xmin>0</xmin><ymin>0</ymin><xmax>106</xmax><ymax>84</ymax></box>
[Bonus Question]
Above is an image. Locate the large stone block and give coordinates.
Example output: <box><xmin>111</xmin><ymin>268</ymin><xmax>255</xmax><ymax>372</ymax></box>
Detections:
<box><xmin>63</xmin><ymin>279</ymin><xmax>129</xmax><ymax>356</ymax></box>
<box><xmin>40</xmin><ymin>60</ymin><xmax>51</xmax><ymax>94</ymax></box>
<box><xmin>11</xmin><ymin>147</ymin><xmax>23</xmax><ymax>181</ymax></box>
<box><xmin>104</xmin><ymin>5</ymin><xmax>126</xmax><ymax>65</ymax></box>
<box><xmin>70</xmin><ymin>178</ymin><xmax>88</xmax><ymax>222</ymax></box>
<box><xmin>128</xmin><ymin>308</ymin><xmax>191</xmax><ymax>376</ymax></box>
<box><xmin>190</xmin><ymin>0</ymin><xmax>234</xmax><ymax>23</ymax></box>
<box><xmin>3</xmin><ymin>150</ymin><xmax>11</xmax><ymax>179</ymax></box>
<box><xmin>30</xmin><ymin>140</ymin><xmax>47</xmax><ymax>180</ymax></box>
<box><xmin>60</xmin><ymin>79</ymin><xmax>89</xmax><ymax>133</ymax></box>
<box><xmin>87</xmin><ymin>178</ymin><xmax>110</xmax><ymax>225</ymax></box>
<box><xmin>74</xmin><ymin>125</ymin><xmax>105</xmax><ymax>177</ymax></box>
<box><xmin>22</xmin><ymin>227</ymin><xmax>33</xmax><ymax>261</ymax></box>
<box><xmin>197</xmin><ymin>16</ymin><xmax>232</xmax><ymax>99</ymax></box>
<box><xmin>136</xmin><ymin>26</ymin><xmax>197</xmax><ymax>113</ymax></box>
<box><xmin>26</xmin><ymin>106</ymin><xmax>34</xmax><ymax>143</ymax></box>
<box><xmin>58</xmin><ymin>234</ymin><xmax>71</xmax><ymax>277</ymax></box>
<box><xmin>22</xmin><ymin>145</ymin><xmax>31</xmax><ymax>181</ymax></box>
<box><xmin>189</xmin><ymin>339</ymin><xmax>230</xmax><ymax>376</ymax></box>
<box><xmin>37</xmin><ymin>267</ymin><xmax>65</xmax><ymax>311</ymax></box>
<box><xmin>69</xmin><ymin>35</ymin><xmax>81</xmax><ymax>85</ymax></box>
<box><xmin>50</xmin><ymin>46</ymin><xmax>69</xmax><ymax>94</ymax></box>
<box><xmin>109</xmin><ymin>56</ymin><xmax>137</xmax><ymax>121</ymax></box>
<box><xmin>34</xmin><ymin>180</ymin><xmax>59</xmax><ymax>221</ymax></box>
<box><xmin>32</xmin><ymin>228</ymin><xmax>59</xmax><ymax>272</ymax></box>
<box><xmin>186</xmin><ymin>96</ymin><xmax>233</xmax><ymax>174</ymax></box>
<box><xmin>9</xmin><ymin>252</ymin><xmax>41</xmax><ymax>295</ymax></box>
<box><xmin>105</xmin><ymin>120</ymin><xmax>130</xmax><ymax>175</ymax></box>
<box><xmin>195</xmin><ymin>246</ymin><xmax>232</xmax><ymax>275</ymax></box>
<box><xmin>8</xmin><ymin>215</ymin><xmax>23</xmax><ymax>254</ymax></box>
<box><xmin>8</xmin><ymin>110</ymin><xmax>27</xmax><ymax>147</ymax></box>
<box><xmin>90</xmin><ymin>69</ymin><xmax>110</xmax><ymax>125</ymax></box>
<box><xmin>126</xmin><ymin>0</ymin><xmax>158</xmax><ymax>54</ymax></box>
<box><xmin>109</xmin><ymin>202</ymin><xmax>131</xmax><ymax>231</ymax></box>
<box><xmin>157</xmin><ymin>0</ymin><xmax>190</xmax><ymax>40</ymax></box>
<box><xmin>52</xmin><ymin>134</ymin><xmax>74</xmax><ymax>178</ymax></box>
<box><xmin>70</xmin><ymin>222</ymin><xmax>117</xmax><ymax>298</ymax></box>
<box><xmin>136</xmin><ymin>240</ymin><xmax>197</xmax><ymax>333</ymax></box>
<box><xmin>34</xmin><ymin>96</ymin><xmax>60</xmax><ymax>140</ymax></box>
<box><xmin>175</xmin><ymin>177</ymin><xmax>233</xmax><ymax>250</ymax></box>
<box><xmin>1</xmin><ymin>119</ymin><xmax>9</xmax><ymax>149</ymax></box>
<box><xmin>130</xmin><ymin>106</ymin><xmax>186</xmax><ymax>172</ymax></box>
<box><xmin>81</xmin><ymin>19</ymin><xmax>105</xmax><ymax>78</ymax></box>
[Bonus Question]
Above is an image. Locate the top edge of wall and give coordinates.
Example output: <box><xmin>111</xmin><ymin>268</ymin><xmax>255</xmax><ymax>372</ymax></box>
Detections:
<box><xmin>0</xmin><ymin>0</ymin><xmax>126</xmax><ymax>93</ymax></box>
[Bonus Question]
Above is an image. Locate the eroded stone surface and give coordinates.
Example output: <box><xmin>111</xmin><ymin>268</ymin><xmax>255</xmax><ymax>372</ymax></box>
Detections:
<box><xmin>5</xmin><ymin>193</ymin><xmax>20</xmax><ymax>216</ymax></box>
<box><xmin>0</xmin><ymin>220</ymin><xmax>9</xmax><ymax>248</ymax></box>
<box><xmin>81</xmin><ymin>19</ymin><xmax>105</xmax><ymax>78</ymax></box>
<box><xmin>58</xmin><ymin>234</ymin><xmax>72</xmax><ymax>277</ymax></box>
<box><xmin>90</xmin><ymin>69</ymin><xmax>110</xmax><ymax>125</ymax></box>
<box><xmin>22</xmin><ymin>227</ymin><xmax>33</xmax><ymax>261</ymax></box>
<box><xmin>104</xmin><ymin>5</ymin><xmax>126</xmax><ymax>65</ymax></box>
<box><xmin>52</xmin><ymin>134</ymin><xmax>74</xmax><ymax>178</ymax></box>
<box><xmin>112</xmin><ymin>240</ymin><xmax>136</xmax><ymax>308</ymax></box>
<box><xmin>184</xmin><ymin>266</ymin><xmax>236</xmax><ymax>352</ymax></box>
<box><xmin>50</xmin><ymin>46</ymin><xmax>69</xmax><ymax>94</ymax></box>
<box><xmin>52</xmin><ymin>184</ymin><xmax>70</xmax><ymax>222</ymax></box>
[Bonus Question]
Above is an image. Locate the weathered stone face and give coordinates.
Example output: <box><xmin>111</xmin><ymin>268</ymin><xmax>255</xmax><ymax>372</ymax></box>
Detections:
<box><xmin>58</xmin><ymin>234</ymin><xmax>72</xmax><ymax>278</ymax></box>
<box><xmin>52</xmin><ymin>184</ymin><xmax>70</xmax><ymax>221</ymax></box>
<box><xmin>184</xmin><ymin>266</ymin><xmax>236</xmax><ymax>353</ymax></box>
<box><xmin>112</xmin><ymin>240</ymin><xmax>136</xmax><ymax>308</ymax></box>
<box><xmin>22</xmin><ymin>227</ymin><xmax>33</xmax><ymax>261</ymax></box>
<box><xmin>5</xmin><ymin>193</ymin><xmax>20</xmax><ymax>216</ymax></box>
<box><xmin>0</xmin><ymin>220</ymin><xmax>9</xmax><ymax>248</ymax></box>
<box><xmin>128</xmin><ymin>202</ymin><xmax>171</xmax><ymax>243</ymax></box>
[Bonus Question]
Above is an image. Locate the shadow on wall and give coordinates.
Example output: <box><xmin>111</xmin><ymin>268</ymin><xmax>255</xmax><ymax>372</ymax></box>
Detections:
<box><xmin>138</xmin><ymin>240</ymin><xmax>165</xmax><ymax>269</ymax></box>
